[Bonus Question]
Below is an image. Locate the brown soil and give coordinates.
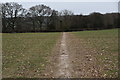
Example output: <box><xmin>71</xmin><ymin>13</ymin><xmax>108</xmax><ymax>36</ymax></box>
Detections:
<box><xmin>66</xmin><ymin>33</ymin><xmax>102</xmax><ymax>78</ymax></box>
<box><xmin>44</xmin><ymin>32</ymin><xmax>103</xmax><ymax>78</ymax></box>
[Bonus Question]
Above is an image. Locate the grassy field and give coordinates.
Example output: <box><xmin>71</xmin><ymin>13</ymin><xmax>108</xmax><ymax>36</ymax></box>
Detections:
<box><xmin>2</xmin><ymin>29</ymin><xmax>119</xmax><ymax>78</ymax></box>
<box><xmin>2</xmin><ymin>32</ymin><xmax>60</xmax><ymax>78</ymax></box>
<box><xmin>72</xmin><ymin>29</ymin><xmax>118</xmax><ymax>78</ymax></box>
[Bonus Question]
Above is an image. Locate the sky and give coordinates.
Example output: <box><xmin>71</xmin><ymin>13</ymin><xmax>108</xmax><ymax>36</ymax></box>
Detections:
<box><xmin>0</xmin><ymin>0</ymin><xmax>119</xmax><ymax>15</ymax></box>
<box><xmin>0</xmin><ymin>0</ymin><xmax>119</xmax><ymax>2</ymax></box>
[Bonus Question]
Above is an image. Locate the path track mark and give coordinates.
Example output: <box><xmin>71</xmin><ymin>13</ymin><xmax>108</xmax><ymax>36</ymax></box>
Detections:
<box><xmin>55</xmin><ymin>32</ymin><xmax>71</xmax><ymax>78</ymax></box>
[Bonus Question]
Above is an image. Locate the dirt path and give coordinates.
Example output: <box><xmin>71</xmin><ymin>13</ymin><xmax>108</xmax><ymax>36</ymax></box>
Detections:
<box><xmin>55</xmin><ymin>32</ymin><xmax>72</xmax><ymax>78</ymax></box>
<box><xmin>47</xmin><ymin>32</ymin><xmax>102</xmax><ymax>78</ymax></box>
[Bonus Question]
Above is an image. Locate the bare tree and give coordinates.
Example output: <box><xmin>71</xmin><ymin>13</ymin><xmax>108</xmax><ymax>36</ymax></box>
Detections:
<box><xmin>29</xmin><ymin>4</ymin><xmax>52</xmax><ymax>31</ymax></box>
<box><xmin>59</xmin><ymin>9</ymin><xmax>74</xmax><ymax>16</ymax></box>
<box><xmin>1</xmin><ymin>3</ymin><xmax>7</xmax><ymax>32</ymax></box>
<box><xmin>46</xmin><ymin>10</ymin><xmax>59</xmax><ymax>31</ymax></box>
<box><xmin>2</xmin><ymin>2</ymin><xmax>25</xmax><ymax>32</ymax></box>
<box><xmin>19</xmin><ymin>8</ymin><xmax>27</xmax><ymax>17</ymax></box>
<box><xmin>25</xmin><ymin>11</ymin><xmax>37</xmax><ymax>32</ymax></box>
<box><xmin>59</xmin><ymin>9</ymin><xmax>74</xmax><ymax>31</ymax></box>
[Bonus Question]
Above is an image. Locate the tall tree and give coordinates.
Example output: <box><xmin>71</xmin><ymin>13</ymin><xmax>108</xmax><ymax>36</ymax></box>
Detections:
<box><xmin>2</xmin><ymin>2</ymin><xmax>25</xmax><ymax>32</ymax></box>
<box><xmin>59</xmin><ymin>9</ymin><xmax>74</xmax><ymax>31</ymax></box>
<box><xmin>1</xmin><ymin>3</ymin><xmax>7</xmax><ymax>32</ymax></box>
<box><xmin>29</xmin><ymin>4</ymin><xmax>52</xmax><ymax>31</ymax></box>
<box><xmin>47</xmin><ymin>10</ymin><xmax>59</xmax><ymax>31</ymax></box>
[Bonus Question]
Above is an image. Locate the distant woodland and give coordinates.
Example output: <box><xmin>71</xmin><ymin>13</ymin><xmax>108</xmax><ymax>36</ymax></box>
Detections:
<box><xmin>1</xmin><ymin>2</ymin><xmax>120</xmax><ymax>33</ymax></box>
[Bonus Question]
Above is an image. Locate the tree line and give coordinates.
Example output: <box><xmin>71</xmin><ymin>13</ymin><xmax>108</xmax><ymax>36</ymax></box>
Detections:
<box><xmin>1</xmin><ymin>2</ymin><xmax>120</xmax><ymax>33</ymax></box>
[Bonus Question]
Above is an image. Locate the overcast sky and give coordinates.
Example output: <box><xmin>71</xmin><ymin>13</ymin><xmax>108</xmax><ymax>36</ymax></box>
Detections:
<box><xmin>0</xmin><ymin>0</ymin><xmax>119</xmax><ymax>2</ymax></box>
<box><xmin>1</xmin><ymin>0</ymin><xmax>119</xmax><ymax>15</ymax></box>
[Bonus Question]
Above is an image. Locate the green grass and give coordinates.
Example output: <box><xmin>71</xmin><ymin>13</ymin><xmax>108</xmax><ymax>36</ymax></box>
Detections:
<box><xmin>2</xmin><ymin>32</ymin><xmax>60</xmax><ymax>78</ymax></box>
<box><xmin>72</xmin><ymin>29</ymin><xmax>118</xmax><ymax>78</ymax></box>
